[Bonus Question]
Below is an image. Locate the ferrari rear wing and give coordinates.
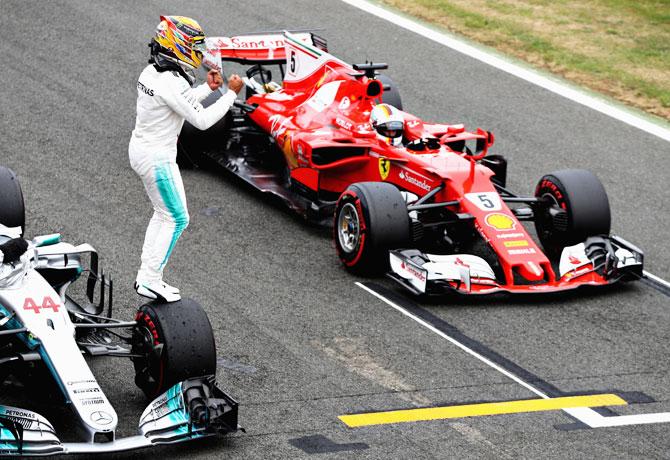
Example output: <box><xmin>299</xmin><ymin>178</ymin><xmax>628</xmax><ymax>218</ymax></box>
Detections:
<box><xmin>204</xmin><ymin>31</ymin><xmax>327</xmax><ymax>66</ymax></box>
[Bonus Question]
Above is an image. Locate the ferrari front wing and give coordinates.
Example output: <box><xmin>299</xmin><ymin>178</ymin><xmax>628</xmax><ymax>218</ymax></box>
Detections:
<box><xmin>388</xmin><ymin>235</ymin><xmax>643</xmax><ymax>296</ymax></box>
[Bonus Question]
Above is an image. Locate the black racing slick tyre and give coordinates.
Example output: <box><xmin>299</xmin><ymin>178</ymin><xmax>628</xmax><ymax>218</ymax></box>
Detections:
<box><xmin>378</xmin><ymin>74</ymin><xmax>402</xmax><ymax>111</ymax></box>
<box><xmin>534</xmin><ymin>169</ymin><xmax>611</xmax><ymax>255</ymax></box>
<box><xmin>481</xmin><ymin>154</ymin><xmax>507</xmax><ymax>188</ymax></box>
<box><xmin>334</xmin><ymin>182</ymin><xmax>410</xmax><ymax>275</ymax></box>
<box><xmin>176</xmin><ymin>131</ymin><xmax>199</xmax><ymax>169</ymax></box>
<box><xmin>131</xmin><ymin>298</ymin><xmax>217</xmax><ymax>399</ymax></box>
<box><xmin>0</xmin><ymin>166</ymin><xmax>25</xmax><ymax>235</ymax></box>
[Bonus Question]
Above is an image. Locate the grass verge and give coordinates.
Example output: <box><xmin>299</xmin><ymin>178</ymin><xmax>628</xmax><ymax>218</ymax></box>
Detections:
<box><xmin>378</xmin><ymin>0</ymin><xmax>670</xmax><ymax>121</ymax></box>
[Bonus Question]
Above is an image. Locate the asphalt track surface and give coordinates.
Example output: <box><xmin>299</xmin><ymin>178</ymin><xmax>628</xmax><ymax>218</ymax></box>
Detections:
<box><xmin>1</xmin><ymin>1</ymin><xmax>669</xmax><ymax>458</ymax></box>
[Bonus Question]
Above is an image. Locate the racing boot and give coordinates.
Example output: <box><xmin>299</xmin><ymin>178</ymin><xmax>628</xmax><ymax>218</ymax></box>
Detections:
<box><xmin>135</xmin><ymin>280</ymin><xmax>181</xmax><ymax>302</ymax></box>
<box><xmin>160</xmin><ymin>280</ymin><xmax>180</xmax><ymax>294</ymax></box>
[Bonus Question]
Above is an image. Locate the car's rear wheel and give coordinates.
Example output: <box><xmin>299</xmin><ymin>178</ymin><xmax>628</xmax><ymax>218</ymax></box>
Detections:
<box><xmin>131</xmin><ymin>298</ymin><xmax>216</xmax><ymax>399</ymax></box>
<box><xmin>334</xmin><ymin>182</ymin><xmax>410</xmax><ymax>274</ymax></box>
<box><xmin>177</xmin><ymin>90</ymin><xmax>233</xmax><ymax>169</ymax></box>
<box><xmin>481</xmin><ymin>154</ymin><xmax>507</xmax><ymax>188</ymax></box>
<box><xmin>0</xmin><ymin>166</ymin><xmax>25</xmax><ymax>235</ymax></box>
<box><xmin>377</xmin><ymin>74</ymin><xmax>402</xmax><ymax>110</ymax></box>
<box><xmin>534</xmin><ymin>169</ymin><xmax>610</xmax><ymax>255</ymax></box>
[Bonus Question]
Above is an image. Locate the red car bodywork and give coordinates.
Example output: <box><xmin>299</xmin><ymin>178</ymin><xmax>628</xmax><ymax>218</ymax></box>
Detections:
<box><xmin>205</xmin><ymin>32</ymin><xmax>639</xmax><ymax>294</ymax></box>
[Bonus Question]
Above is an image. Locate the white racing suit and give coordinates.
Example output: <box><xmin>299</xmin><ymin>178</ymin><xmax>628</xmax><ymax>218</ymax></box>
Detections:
<box><xmin>129</xmin><ymin>64</ymin><xmax>236</xmax><ymax>288</ymax></box>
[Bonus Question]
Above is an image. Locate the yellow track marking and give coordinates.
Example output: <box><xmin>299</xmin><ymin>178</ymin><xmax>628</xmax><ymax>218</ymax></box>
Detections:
<box><xmin>339</xmin><ymin>394</ymin><xmax>627</xmax><ymax>428</ymax></box>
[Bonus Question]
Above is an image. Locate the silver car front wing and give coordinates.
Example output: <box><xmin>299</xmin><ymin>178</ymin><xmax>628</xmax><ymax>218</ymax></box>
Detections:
<box><xmin>0</xmin><ymin>376</ymin><xmax>239</xmax><ymax>456</ymax></box>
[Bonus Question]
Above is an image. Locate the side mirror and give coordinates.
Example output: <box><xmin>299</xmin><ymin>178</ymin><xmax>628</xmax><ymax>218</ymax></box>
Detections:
<box><xmin>471</xmin><ymin>129</ymin><xmax>494</xmax><ymax>160</ymax></box>
<box><xmin>475</xmin><ymin>129</ymin><xmax>494</xmax><ymax>155</ymax></box>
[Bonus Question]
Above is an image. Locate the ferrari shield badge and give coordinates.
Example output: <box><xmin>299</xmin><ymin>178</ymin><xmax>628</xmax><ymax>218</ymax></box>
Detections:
<box><xmin>378</xmin><ymin>158</ymin><xmax>391</xmax><ymax>180</ymax></box>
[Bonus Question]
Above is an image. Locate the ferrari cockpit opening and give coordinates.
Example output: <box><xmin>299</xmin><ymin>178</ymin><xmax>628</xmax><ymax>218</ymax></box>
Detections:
<box><xmin>406</xmin><ymin>137</ymin><xmax>442</xmax><ymax>152</ymax></box>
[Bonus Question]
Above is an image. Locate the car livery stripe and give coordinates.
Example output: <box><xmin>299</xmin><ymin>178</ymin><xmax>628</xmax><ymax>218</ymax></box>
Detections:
<box><xmin>285</xmin><ymin>34</ymin><xmax>322</xmax><ymax>59</ymax></box>
<box><xmin>155</xmin><ymin>165</ymin><xmax>188</xmax><ymax>270</ymax></box>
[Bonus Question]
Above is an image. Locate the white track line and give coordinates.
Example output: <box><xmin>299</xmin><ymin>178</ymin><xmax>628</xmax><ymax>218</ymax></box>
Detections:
<box><xmin>644</xmin><ymin>270</ymin><xmax>670</xmax><ymax>289</ymax></box>
<box><xmin>356</xmin><ymin>281</ymin><xmax>550</xmax><ymax>399</ymax></box>
<box><xmin>565</xmin><ymin>407</ymin><xmax>670</xmax><ymax>428</ymax></box>
<box><xmin>357</xmin><ymin>282</ymin><xmax>670</xmax><ymax>428</ymax></box>
<box><xmin>340</xmin><ymin>0</ymin><xmax>670</xmax><ymax>143</ymax></box>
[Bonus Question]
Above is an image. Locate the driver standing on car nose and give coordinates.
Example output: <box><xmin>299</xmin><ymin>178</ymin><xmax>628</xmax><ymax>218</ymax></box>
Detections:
<box><xmin>129</xmin><ymin>15</ymin><xmax>244</xmax><ymax>302</ymax></box>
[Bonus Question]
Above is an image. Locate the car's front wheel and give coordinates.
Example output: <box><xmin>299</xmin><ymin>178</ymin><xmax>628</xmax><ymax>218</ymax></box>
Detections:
<box><xmin>334</xmin><ymin>182</ymin><xmax>410</xmax><ymax>274</ymax></box>
<box><xmin>131</xmin><ymin>298</ymin><xmax>217</xmax><ymax>399</ymax></box>
<box><xmin>377</xmin><ymin>74</ymin><xmax>402</xmax><ymax>110</ymax></box>
<box><xmin>534</xmin><ymin>169</ymin><xmax>610</xmax><ymax>255</ymax></box>
<box><xmin>0</xmin><ymin>166</ymin><xmax>25</xmax><ymax>235</ymax></box>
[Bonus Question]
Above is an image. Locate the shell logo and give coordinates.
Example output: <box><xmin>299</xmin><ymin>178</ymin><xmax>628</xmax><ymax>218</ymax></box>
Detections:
<box><xmin>485</xmin><ymin>213</ymin><xmax>516</xmax><ymax>231</ymax></box>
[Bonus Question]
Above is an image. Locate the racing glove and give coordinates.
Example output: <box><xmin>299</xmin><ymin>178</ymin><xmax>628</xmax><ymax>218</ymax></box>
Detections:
<box><xmin>163</xmin><ymin>75</ymin><xmax>237</xmax><ymax>131</ymax></box>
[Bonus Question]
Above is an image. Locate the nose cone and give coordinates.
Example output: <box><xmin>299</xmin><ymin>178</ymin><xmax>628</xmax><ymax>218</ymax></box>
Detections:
<box><xmin>516</xmin><ymin>261</ymin><xmax>546</xmax><ymax>282</ymax></box>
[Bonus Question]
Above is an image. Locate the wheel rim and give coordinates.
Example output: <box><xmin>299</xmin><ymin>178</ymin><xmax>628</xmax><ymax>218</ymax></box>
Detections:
<box><xmin>337</xmin><ymin>202</ymin><xmax>361</xmax><ymax>253</ymax></box>
<box><xmin>542</xmin><ymin>192</ymin><xmax>559</xmax><ymax>208</ymax></box>
<box><xmin>131</xmin><ymin>318</ymin><xmax>162</xmax><ymax>396</ymax></box>
<box><xmin>132</xmin><ymin>326</ymin><xmax>155</xmax><ymax>370</ymax></box>
<box><xmin>537</xmin><ymin>192</ymin><xmax>562</xmax><ymax>248</ymax></box>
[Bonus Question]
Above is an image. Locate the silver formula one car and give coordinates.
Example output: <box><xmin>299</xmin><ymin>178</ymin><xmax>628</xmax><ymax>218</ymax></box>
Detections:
<box><xmin>0</xmin><ymin>167</ymin><xmax>238</xmax><ymax>455</ymax></box>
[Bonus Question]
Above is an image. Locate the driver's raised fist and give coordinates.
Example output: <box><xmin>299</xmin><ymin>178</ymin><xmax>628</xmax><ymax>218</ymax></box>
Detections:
<box><xmin>207</xmin><ymin>69</ymin><xmax>224</xmax><ymax>91</ymax></box>
<box><xmin>228</xmin><ymin>74</ymin><xmax>243</xmax><ymax>94</ymax></box>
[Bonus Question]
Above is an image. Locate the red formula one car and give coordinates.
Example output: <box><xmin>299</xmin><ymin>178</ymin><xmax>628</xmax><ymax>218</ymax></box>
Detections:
<box><xmin>179</xmin><ymin>31</ymin><xmax>643</xmax><ymax>295</ymax></box>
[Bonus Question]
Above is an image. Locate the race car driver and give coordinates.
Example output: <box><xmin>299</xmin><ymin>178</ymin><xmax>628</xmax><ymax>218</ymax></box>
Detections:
<box><xmin>129</xmin><ymin>15</ymin><xmax>243</xmax><ymax>302</ymax></box>
<box><xmin>370</xmin><ymin>103</ymin><xmax>405</xmax><ymax>146</ymax></box>
<box><xmin>370</xmin><ymin>103</ymin><xmax>441</xmax><ymax>151</ymax></box>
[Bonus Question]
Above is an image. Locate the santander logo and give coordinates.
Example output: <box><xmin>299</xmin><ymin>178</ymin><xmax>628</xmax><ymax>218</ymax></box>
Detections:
<box><xmin>401</xmin><ymin>260</ymin><xmax>426</xmax><ymax>281</ymax></box>
<box><xmin>398</xmin><ymin>170</ymin><xmax>431</xmax><ymax>192</ymax></box>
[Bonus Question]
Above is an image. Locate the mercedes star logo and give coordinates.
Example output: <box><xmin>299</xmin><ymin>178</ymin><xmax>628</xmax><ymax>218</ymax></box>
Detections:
<box><xmin>90</xmin><ymin>411</ymin><xmax>113</xmax><ymax>425</ymax></box>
